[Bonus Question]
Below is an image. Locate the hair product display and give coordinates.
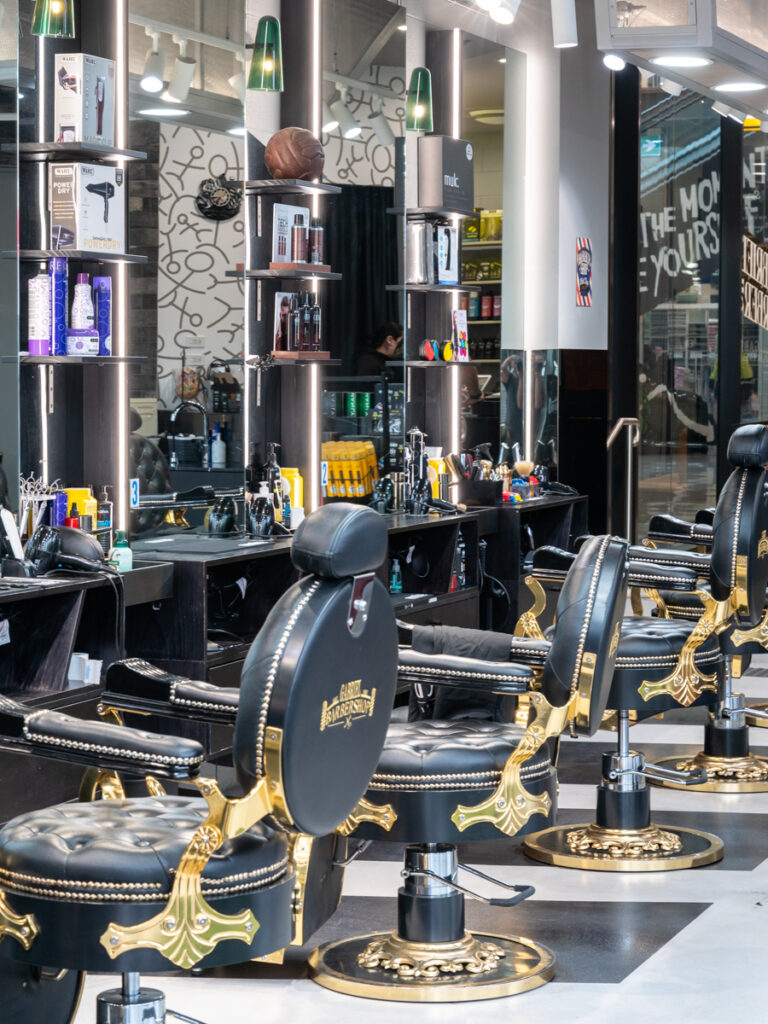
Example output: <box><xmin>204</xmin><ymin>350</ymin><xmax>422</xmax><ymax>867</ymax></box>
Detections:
<box><xmin>93</xmin><ymin>276</ymin><xmax>111</xmax><ymax>355</ymax></box>
<box><xmin>27</xmin><ymin>273</ymin><xmax>51</xmax><ymax>354</ymax></box>
<box><xmin>49</xmin><ymin>257</ymin><xmax>68</xmax><ymax>355</ymax></box>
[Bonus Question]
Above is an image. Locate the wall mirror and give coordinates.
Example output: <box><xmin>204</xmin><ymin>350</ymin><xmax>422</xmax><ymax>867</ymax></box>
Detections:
<box><xmin>0</xmin><ymin>0</ymin><xmax>19</xmax><ymax>513</ymax></box>
<box><xmin>126</xmin><ymin>0</ymin><xmax>246</xmax><ymax>528</ymax></box>
<box><xmin>319</xmin><ymin>0</ymin><xmax>407</xmax><ymax>482</ymax></box>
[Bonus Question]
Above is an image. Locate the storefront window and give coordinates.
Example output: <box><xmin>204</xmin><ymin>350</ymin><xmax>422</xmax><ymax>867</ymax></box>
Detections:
<box><xmin>741</xmin><ymin>128</ymin><xmax>768</xmax><ymax>424</ymax></box>
<box><xmin>637</xmin><ymin>84</ymin><xmax>720</xmax><ymax>529</ymax></box>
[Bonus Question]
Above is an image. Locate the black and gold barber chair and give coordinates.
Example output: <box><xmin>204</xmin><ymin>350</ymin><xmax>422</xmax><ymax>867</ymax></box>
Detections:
<box><xmin>627</xmin><ymin>424</ymin><xmax>768</xmax><ymax>792</ymax></box>
<box><xmin>309</xmin><ymin>534</ymin><xmax>628</xmax><ymax>1002</ymax></box>
<box><xmin>518</xmin><ymin>426</ymin><xmax>768</xmax><ymax>867</ymax></box>
<box><xmin>0</xmin><ymin>503</ymin><xmax>398</xmax><ymax>1024</ymax></box>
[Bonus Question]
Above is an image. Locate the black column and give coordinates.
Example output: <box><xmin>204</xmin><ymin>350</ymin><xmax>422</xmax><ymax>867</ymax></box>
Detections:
<box><xmin>607</xmin><ymin>65</ymin><xmax>640</xmax><ymax>539</ymax></box>
<box><xmin>280</xmin><ymin>0</ymin><xmax>316</xmax><ymax>131</ymax></box>
<box><xmin>425</xmin><ymin>30</ymin><xmax>459</xmax><ymax>138</ymax></box>
<box><xmin>716</xmin><ymin>118</ymin><xmax>743</xmax><ymax>491</ymax></box>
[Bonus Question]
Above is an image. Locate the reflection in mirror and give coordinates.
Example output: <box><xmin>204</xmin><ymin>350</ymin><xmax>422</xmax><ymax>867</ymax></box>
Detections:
<box><xmin>126</xmin><ymin>0</ymin><xmax>246</xmax><ymax>533</ymax></box>
<box><xmin>459</xmin><ymin>35</ymin><xmax>504</xmax><ymax>458</ymax></box>
<box><xmin>0</xmin><ymin>1</ymin><xmax>19</xmax><ymax>512</ymax></box>
<box><xmin>320</xmin><ymin>0</ymin><xmax>406</xmax><ymax>485</ymax></box>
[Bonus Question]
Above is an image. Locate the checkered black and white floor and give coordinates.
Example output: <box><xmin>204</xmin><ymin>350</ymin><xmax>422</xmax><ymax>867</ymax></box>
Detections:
<box><xmin>73</xmin><ymin>660</ymin><xmax>768</xmax><ymax>1023</ymax></box>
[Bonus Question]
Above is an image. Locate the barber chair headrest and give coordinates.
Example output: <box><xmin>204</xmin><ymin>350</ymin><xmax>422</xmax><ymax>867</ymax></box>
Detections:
<box><xmin>291</xmin><ymin>502</ymin><xmax>387</xmax><ymax>579</ymax></box>
<box><xmin>727</xmin><ymin>424</ymin><xmax>768</xmax><ymax>468</ymax></box>
<box><xmin>540</xmin><ymin>534</ymin><xmax>628</xmax><ymax>735</ymax></box>
<box><xmin>235</xmin><ymin>503</ymin><xmax>398</xmax><ymax>836</ymax></box>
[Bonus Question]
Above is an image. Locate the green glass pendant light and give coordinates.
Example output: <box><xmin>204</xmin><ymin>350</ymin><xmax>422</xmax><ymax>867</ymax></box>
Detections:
<box><xmin>31</xmin><ymin>0</ymin><xmax>75</xmax><ymax>38</ymax></box>
<box><xmin>248</xmin><ymin>16</ymin><xmax>284</xmax><ymax>92</ymax></box>
<box><xmin>406</xmin><ymin>66</ymin><xmax>433</xmax><ymax>132</ymax></box>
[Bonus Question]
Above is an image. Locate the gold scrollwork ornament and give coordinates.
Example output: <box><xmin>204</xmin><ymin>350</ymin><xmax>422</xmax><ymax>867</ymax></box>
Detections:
<box><xmin>513</xmin><ymin>577</ymin><xmax>547</xmax><ymax>641</ymax></box>
<box><xmin>358</xmin><ymin>932</ymin><xmax>505</xmax><ymax>979</ymax></box>
<box><xmin>337</xmin><ymin>797</ymin><xmax>397</xmax><ymax>837</ymax></box>
<box><xmin>100</xmin><ymin>775</ymin><xmax>273</xmax><ymax>969</ymax></box>
<box><xmin>452</xmin><ymin>692</ymin><xmax>570</xmax><ymax>836</ymax></box>
<box><xmin>0</xmin><ymin>890</ymin><xmax>39</xmax><ymax>950</ymax></box>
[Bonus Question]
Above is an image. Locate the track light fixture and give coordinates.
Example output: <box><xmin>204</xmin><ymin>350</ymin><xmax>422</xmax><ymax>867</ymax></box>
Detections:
<box><xmin>329</xmin><ymin>90</ymin><xmax>361</xmax><ymax>139</ymax></box>
<box><xmin>551</xmin><ymin>0</ymin><xmax>578</xmax><ymax>49</ymax></box>
<box><xmin>141</xmin><ymin>33</ymin><xmax>165</xmax><ymax>94</ymax></box>
<box><xmin>248</xmin><ymin>15</ymin><xmax>284</xmax><ymax>92</ymax></box>
<box><xmin>164</xmin><ymin>38</ymin><xmax>196</xmax><ymax>103</ymax></box>
<box><xmin>322</xmin><ymin>101</ymin><xmax>339</xmax><ymax>134</ymax></box>
<box><xmin>369</xmin><ymin>101</ymin><xmax>395</xmax><ymax>147</ymax></box>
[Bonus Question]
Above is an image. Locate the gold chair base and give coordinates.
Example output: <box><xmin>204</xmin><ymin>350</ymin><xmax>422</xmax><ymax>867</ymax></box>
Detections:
<box><xmin>649</xmin><ymin>753</ymin><xmax>768</xmax><ymax>793</ymax></box>
<box><xmin>523</xmin><ymin>823</ymin><xmax>723</xmax><ymax>872</ymax></box>
<box><xmin>310</xmin><ymin>930</ymin><xmax>554</xmax><ymax>1002</ymax></box>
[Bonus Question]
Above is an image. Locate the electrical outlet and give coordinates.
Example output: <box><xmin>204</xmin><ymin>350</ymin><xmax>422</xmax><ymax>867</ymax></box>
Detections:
<box><xmin>186</xmin><ymin>336</ymin><xmax>205</xmax><ymax>348</ymax></box>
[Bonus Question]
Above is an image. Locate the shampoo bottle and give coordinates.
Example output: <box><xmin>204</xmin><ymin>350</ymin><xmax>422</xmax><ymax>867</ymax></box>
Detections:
<box><xmin>71</xmin><ymin>273</ymin><xmax>95</xmax><ymax>329</ymax></box>
<box><xmin>211</xmin><ymin>425</ymin><xmax>227</xmax><ymax>469</ymax></box>
<box><xmin>109</xmin><ymin>530</ymin><xmax>133</xmax><ymax>572</ymax></box>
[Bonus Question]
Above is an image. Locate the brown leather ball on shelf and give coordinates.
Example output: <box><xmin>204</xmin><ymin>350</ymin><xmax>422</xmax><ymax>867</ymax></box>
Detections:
<box><xmin>265</xmin><ymin>127</ymin><xmax>325</xmax><ymax>181</ymax></box>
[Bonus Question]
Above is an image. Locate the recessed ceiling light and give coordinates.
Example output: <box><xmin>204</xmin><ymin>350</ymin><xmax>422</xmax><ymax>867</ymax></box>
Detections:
<box><xmin>227</xmin><ymin>126</ymin><xmax>246</xmax><ymax>136</ymax></box>
<box><xmin>603</xmin><ymin>54</ymin><xmax>626</xmax><ymax>71</ymax></box>
<box><xmin>650</xmin><ymin>55</ymin><xmax>712</xmax><ymax>69</ymax></box>
<box><xmin>137</xmin><ymin>107</ymin><xmax>189</xmax><ymax>117</ymax></box>
<box><xmin>397</xmin><ymin>23</ymin><xmax>407</xmax><ymax>31</ymax></box>
<box><xmin>490</xmin><ymin>5</ymin><xmax>516</xmax><ymax>24</ymax></box>
<box><xmin>498</xmin><ymin>57</ymin><xmax>507</xmax><ymax>64</ymax></box>
<box><xmin>714</xmin><ymin>81</ymin><xmax>765</xmax><ymax>93</ymax></box>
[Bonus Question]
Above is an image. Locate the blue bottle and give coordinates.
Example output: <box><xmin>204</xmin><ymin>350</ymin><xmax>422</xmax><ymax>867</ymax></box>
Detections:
<box><xmin>49</xmin><ymin>257</ymin><xmax>68</xmax><ymax>355</ymax></box>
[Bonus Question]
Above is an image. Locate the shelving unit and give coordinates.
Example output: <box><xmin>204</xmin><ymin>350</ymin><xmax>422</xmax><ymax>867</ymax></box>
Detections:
<box><xmin>386</xmin><ymin>283</ymin><xmax>478</xmax><ymax>293</ymax></box>
<box><xmin>227</xmin><ymin>267</ymin><xmax>341</xmax><ymax>280</ymax></box>
<box><xmin>18</xmin><ymin>141</ymin><xmax>147</xmax><ymax>162</ymax></box>
<box><xmin>17</xmin><ymin>354</ymin><xmax>145</xmax><ymax>365</ymax></box>
<box><xmin>244</xmin><ymin>178</ymin><xmax>341</xmax><ymax>196</ymax></box>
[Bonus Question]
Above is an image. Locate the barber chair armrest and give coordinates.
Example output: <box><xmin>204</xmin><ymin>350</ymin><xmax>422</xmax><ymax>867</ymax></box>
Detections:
<box><xmin>523</xmin><ymin>545</ymin><xmax>575</xmax><ymax>585</ymax></box>
<box><xmin>0</xmin><ymin>695</ymin><xmax>204</xmax><ymax>779</ymax></box>
<box><xmin>507</xmin><ymin>636</ymin><xmax>551</xmax><ymax>666</ymax></box>
<box><xmin>398</xmin><ymin>649</ymin><xmax>534</xmax><ymax>697</ymax></box>
<box><xmin>627</xmin><ymin>559</ymin><xmax>698</xmax><ymax>592</ymax></box>
<box><xmin>695</xmin><ymin>507</ymin><xmax>716</xmax><ymax>526</ymax></box>
<box><xmin>626</xmin><ymin>546</ymin><xmax>711</xmax><ymax>579</ymax></box>
<box><xmin>104</xmin><ymin>658</ymin><xmax>239</xmax><ymax>724</ymax></box>
<box><xmin>647</xmin><ymin>514</ymin><xmax>713</xmax><ymax>549</ymax></box>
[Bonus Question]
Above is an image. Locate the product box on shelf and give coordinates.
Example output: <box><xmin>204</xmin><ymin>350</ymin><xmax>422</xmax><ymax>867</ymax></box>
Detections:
<box><xmin>436</xmin><ymin>223</ymin><xmax>459</xmax><ymax>284</ymax></box>
<box><xmin>49</xmin><ymin>162</ymin><xmax>126</xmax><ymax>253</ymax></box>
<box><xmin>54</xmin><ymin>53</ymin><xmax>115</xmax><ymax>147</ymax></box>
<box><xmin>418</xmin><ymin>135</ymin><xmax>475</xmax><ymax>214</ymax></box>
<box><xmin>272</xmin><ymin>203</ymin><xmax>309</xmax><ymax>262</ymax></box>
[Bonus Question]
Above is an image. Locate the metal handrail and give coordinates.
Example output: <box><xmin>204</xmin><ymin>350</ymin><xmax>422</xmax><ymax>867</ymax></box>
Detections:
<box><xmin>607</xmin><ymin>417</ymin><xmax>641</xmax><ymax>541</ymax></box>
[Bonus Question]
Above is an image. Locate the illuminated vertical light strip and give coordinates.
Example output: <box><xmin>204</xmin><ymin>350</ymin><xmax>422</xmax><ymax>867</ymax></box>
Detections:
<box><xmin>309</xmin><ymin>362</ymin><xmax>320</xmax><ymax>510</ymax></box>
<box><xmin>37</xmin><ymin>38</ymin><xmax>47</xmax><ymax>243</ymax></box>
<box><xmin>115</xmin><ymin>0</ymin><xmax>128</xmax><ymax>529</ymax></box>
<box><xmin>452</xmin><ymin>28</ymin><xmax>461</xmax><ymax>140</ymax></box>
<box><xmin>450</xmin><ymin>363</ymin><xmax>461</xmax><ymax>456</ymax></box>
<box><xmin>524</xmin><ymin>349</ymin><xmax>534</xmax><ymax>460</ymax></box>
<box><xmin>39</xmin><ymin>367</ymin><xmax>49</xmax><ymax>483</ymax></box>
<box><xmin>308</xmin><ymin>0</ymin><xmax>322</xmax><ymax>508</ymax></box>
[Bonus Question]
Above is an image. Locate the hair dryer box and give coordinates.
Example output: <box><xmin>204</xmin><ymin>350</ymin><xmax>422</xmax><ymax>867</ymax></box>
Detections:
<box><xmin>54</xmin><ymin>52</ymin><xmax>115</xmax><ymax>147</ymax></box>
<box><xmin>49</xmin><ymin>162</ymin><xmax>126</xmax><ymax>253</ymax></box>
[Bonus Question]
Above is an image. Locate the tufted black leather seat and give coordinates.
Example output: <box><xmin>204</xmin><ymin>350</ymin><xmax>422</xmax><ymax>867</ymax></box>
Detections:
<box><xmin>358</xmin><ymin>720</ymin><xmax>554</xmax><ymax>844</ymax></box>
<box><xmin>0</xmin><ymin>797</ymin><xmax>292</xmax><ymax>972</ymax></box>
<box><xmin>610</xmin><ymin>617</ymin><xmax>722</xmax><ymax>715</ymax></box>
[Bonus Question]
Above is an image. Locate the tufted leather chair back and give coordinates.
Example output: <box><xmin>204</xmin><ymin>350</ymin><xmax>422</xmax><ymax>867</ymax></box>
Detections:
<box><xmin>540</xmin><ymin>535</ymin><xmax>628</xmax><ymax>735</ymax></box>
<box><xmin>710</xmin><ymin>424</ymin><xmax>768</xmax><ymax>626</ymax></box>
<box><xmin>233</xmin><ymin>504</ymin><xmax>398</xmax><ymax>837</ymax></box>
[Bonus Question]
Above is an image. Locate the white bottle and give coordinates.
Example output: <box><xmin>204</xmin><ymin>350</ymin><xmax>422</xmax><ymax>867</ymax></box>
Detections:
<box><xmin>71</xmin><ymin>272</ymin><xmax>95</xmax><ymax>329</ymax></box>
<box><xmin>108</xmin><ymin>530</ymin><xmax>133</xmax><ymax>572</ymax></box>
<box><xmin>211</xmin><ymin>430</ymin><xmax>227</xmax><ymax>469</ymax></box>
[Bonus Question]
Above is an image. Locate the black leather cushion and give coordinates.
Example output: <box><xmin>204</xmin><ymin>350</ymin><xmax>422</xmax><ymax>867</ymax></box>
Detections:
<box><xmin>541</xmin><ymin>535</ymin><xmax>628</xmax><ymax>733</ymax></box>
<box><xmin>710</xmin><ymin>466</ymin><xmax>768</xmax><ymax>625</ymax></box>
<box><xmin>647</xmin><ymin>514</ymin><xmax>713</xmax><ymax>546</ymax></box>
<box><xmin>627</xmin><ymin>545</ymin><xmax>711</xmax><ymax>578</ymax></box>
<box><xmin>726</xmin><ymin>424</ymin><xmax>768</xmax><ymax>468</ymax></box>
<box><xmin>353</xmin><ymin>719</ymin><xmax>556</xmax><ymax>844</ymax></box>
<box><xmin>129</xmin><ymin>433</ymin><xmax>173</xmax><ymax>535</ymax></box>
<box><xmin>0</xmin><ymin>796</ymin><xmax>294</xmax><ymax>972</ymax></box>
<box><xmin>291</xmin><ymin>503</ymin><xmax>387</xmax><ymax>579</ymax></box>
<box><xmin>608</xmin><ymin>617</ymin><xmax>721</xmax><ymax>715</ymax></box>
<box><xmin>234</xmin><ymin>573</ymin><xmax>398</xmax><ymax>836</ymax></box>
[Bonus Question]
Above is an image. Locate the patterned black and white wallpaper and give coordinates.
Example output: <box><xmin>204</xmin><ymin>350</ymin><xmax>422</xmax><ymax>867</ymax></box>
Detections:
<box><xmin>322</xmin><ymin>65</ymin><xmax>404</xmax><ymax>187</ymax></box>
<box><xmin>157</xmin><ymin>124</ymin><xmax>245</xmax><ymax>408</ymax></box>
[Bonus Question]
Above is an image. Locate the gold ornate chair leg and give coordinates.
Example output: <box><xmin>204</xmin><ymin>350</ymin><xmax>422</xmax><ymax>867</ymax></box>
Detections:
<box><xmin>452</xmin><ymin>693</ymin><xmax>571</xmax><ymax>837</ymax></box>
<box><xmin>730</xmin><ymin>605</ymin><xmax>768</xmax><ymax>652</ymax></box>
<box><xmin>100</xmin><ymin>777</ymin><xmax>273</xmax><ymax>969</ymax></box>
<box><xmin>630</xmin><ymin>588</ymin><xmax>643</xmax><ymax>616</ymax></box>
<box><xmin>513</xmin><ymin>577</ymin><xmax>547</xmax><ymax>641</ymax></box>
<box><xmin>638</xmin><ymin>591</ymin><xmax>729</xmax><ymax>707</ymax></box>
<box><xmin>78</xmin><ymin>768</ymin><xmax>127</xmax><ymax>803</ymax></box>
<box><xmin>643</xmin><ymin>588</ymin><xmax>669</xmax><ymax>618</ymax></box>
<box><xmin>0</xmin><ymin>890</ymin><xmax>39</xmax><ymax>950</ymax></box>
<box><xmin>337</xmin><ymin>797</ymin><xmax>396</xmax><ymax>836</ymax></box>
